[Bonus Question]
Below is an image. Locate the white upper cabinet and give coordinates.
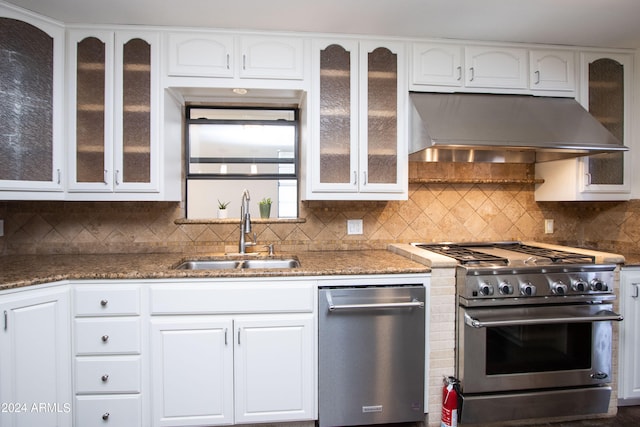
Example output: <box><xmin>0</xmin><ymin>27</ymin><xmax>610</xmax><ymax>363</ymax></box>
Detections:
<box><xmin>239</xmin><ymin>36</ymin><xmax>304</xmax><ymax>79</ymax></box>
<box><xmin>529</xmin><ymin>49</ymin><xmax>575</xmax><ymax>92</ymax></box>
<box><xmin>411</xmin><ymin>43</ymin><xmax>576</xmax><ymax>95</ymax></box>
<box><xmin>306</xmin><ymin>38</ymin><xmax>408</xmax><ymax>200</ymax></box>
<box><xmin>535</xmin><ymin>51</ymin><xmax>632</xmax><ymax>201</ymax></box>
<box><xmin>411</xmin><ymin>43</ymin><xmax>463</xmax><ymax>87</ymax></box>
<box><xmin>411</xmin><ymin>42</ymin><xmax>528</xmax><ymax>91</ymax></box>
<box><xmin>464</xmin><ymin>45</ymin><xmax>528</xmax><ymax>89</ymax></box>
<box><xmin>167</xmin><ymin>32</ymin><xmax>234</xmax><ymax>77</ymax></box>
<box><xmin>67</xmin><ymin>29</ymin><xmax>161</xmax><ymax>199</ymax></box>
<box><xmin>166</xmin><ymin>32</ymin><xmax>304</xmax><ymax>80</ymax></box>
<box><xmin>0</xmin><ymin>4</ymin><xmax>65</xmax><ymax>198</ymax></box>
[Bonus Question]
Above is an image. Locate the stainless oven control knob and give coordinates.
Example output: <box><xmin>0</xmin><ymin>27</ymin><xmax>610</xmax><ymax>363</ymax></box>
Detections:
<box><xmin>519</xmin><ymin>281</ymin><xmax>537</xmax><ymax>296</ymax></box>
<box><xmin>479</xmin><ymin>282</ymin><xmax>494</xmax><ymax>296</ymax></box>
<box><xmin>551</xmin><ymin>281</ymin><xmax>568</xmax><ymax>295</ymax></box>
<box><xmin>572</xmin><ymin>279</ymin><xmax>588</xmax><ymax>292</ymax></box>
<box><xmin>590</xmin><ymin>278</ymin><xmax>608</xmax><ymax>292</ymax></box>
<box><xmin>498</xmin><ymin>281</ymin><xmax>514</xmax><ymax>295</ymax></box>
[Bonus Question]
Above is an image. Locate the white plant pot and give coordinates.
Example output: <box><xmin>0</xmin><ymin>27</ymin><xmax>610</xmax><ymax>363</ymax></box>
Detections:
<box><xmin>218</xmin><ymin>209</ymin><xmax>228</xmax><ymax>219</ymax></box>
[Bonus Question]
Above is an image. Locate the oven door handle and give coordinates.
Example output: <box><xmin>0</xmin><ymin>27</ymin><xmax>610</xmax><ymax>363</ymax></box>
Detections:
<box><xmin>464</xmin><ymin>309</ymin><xmax>623</xmax><ymax>328</ymax></box>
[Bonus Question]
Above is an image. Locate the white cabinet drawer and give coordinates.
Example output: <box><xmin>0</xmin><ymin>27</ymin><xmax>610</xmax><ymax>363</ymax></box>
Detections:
<box><xmin>75</xmin><ymin>395</ymin><xmax>141</xmax><ymax>427</ymax></box>
<box><xmin>75</xmin><ymin>318</ymin><xmax>141</xmax><ymax>355</ymax></box>
<box><xmin>75</xmin><ymin>286</ymin><xmax>140</xmax><ymax>316</ymax></box>
<box><xmin>76</xmin><ymin>356</ymin><xmax>141</xmax><ymax>394</ymax></box>
<box><xmin>150</xmin><ymin>282</ymin><xmax>315</xmax><ymax>314</ymax></box>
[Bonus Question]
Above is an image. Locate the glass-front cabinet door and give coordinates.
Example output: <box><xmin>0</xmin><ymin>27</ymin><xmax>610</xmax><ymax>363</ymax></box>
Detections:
<box><xmin>308</xmin><ymin>38</ymin><xmax>407</xmax><ymax>200</ymax></box>
<box><xmin>535</xmin><ymin>51</ymin><xmax>632</xmax><ymax>202</ymax></box>
<box><xmin>68</xmin><ymin>29</ymin><xmax>159</xmax><ymax>196</ymax></box>
<box><xmin>313</xmin><ymin>39</ymin><xmax>359</xmax><ymax>194</ymax></box>
<box><xmin>579</xmin><ymin>52</ymin><xmax>631</xmax><ymax>195</ymax></box>
<box><xmin>0</xmin><ymin>11</ymin><xmax>64</xmax><ymax>196</ymax></box>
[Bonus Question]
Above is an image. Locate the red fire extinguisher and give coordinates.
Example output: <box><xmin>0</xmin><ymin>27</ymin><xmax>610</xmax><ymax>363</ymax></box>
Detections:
<box><xmin>441</xmin><ymin>376</ymin><xmax>460</xmax><ymax>427</ymax></box>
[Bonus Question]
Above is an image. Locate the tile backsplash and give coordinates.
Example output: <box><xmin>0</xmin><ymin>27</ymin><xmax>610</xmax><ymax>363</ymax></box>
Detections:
<box><xmin>1</xmin><ymin>182</ymin><xmax>639</xmax><ymax>256</ymax></box>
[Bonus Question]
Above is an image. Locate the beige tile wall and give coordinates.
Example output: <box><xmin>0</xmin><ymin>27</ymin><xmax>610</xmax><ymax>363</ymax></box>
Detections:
<box><xmin>1</xmin><ymin>185</ymin><xmax>639</xmax><ymax>256</ymax></box>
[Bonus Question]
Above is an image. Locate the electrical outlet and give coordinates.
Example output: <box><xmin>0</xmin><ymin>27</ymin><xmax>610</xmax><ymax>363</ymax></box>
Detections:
<box><xmin>347</xmin><ymin>219</ymin><xmax>363</xmax><ymax>235</ymax></box>
<box><xmin>544</xmin><ymin>219</ymin><xmax>554</xmax><ymax>234</ymax></box>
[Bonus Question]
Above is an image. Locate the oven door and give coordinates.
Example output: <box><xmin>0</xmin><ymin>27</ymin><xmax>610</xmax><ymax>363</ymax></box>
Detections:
<box><xmin>458</xmin><ymin>303</ymin><xmax>622</xmax><ymax>393</ymax></box>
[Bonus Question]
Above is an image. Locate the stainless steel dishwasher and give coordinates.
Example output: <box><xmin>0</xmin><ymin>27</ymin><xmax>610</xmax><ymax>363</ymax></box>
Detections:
<box><xmin>318</xmin><ymin>285</ymin><xmax>426</xmax><ymax>427</ymax></box>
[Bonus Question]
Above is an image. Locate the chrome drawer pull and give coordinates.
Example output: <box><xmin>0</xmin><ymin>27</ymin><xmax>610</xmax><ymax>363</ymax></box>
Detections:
<box><xmin>101</xmin><ymin>335</ymin><xmax>109</xmax><ymax>342</ymax></box>
<box><xmin>101</xmin><ymin>374</ymin><xmax>109</xmax><ymax>382</ymax></box>
<box><xmin>100</xmin><ymin>299</ymin><xmax>108</xmax><ymax>307</ymax></box>
<box><xmin>102</xmin><ymin>412</ymin><xmax>110</xmax><ymax>421</ymax></box>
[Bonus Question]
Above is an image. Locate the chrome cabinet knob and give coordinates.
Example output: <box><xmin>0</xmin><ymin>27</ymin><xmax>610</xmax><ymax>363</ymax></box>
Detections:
<box><xmin>102</xmin><ymin>412</ymin><xmax>110</xmax><ymax>420</ymax></box>
<box><xmin>101</xmin><ymin>335</ymin><xmax>109</xmax><ymax>342</ymax></box>
<box><xmin>101</xmin><ymin>374</ymin><xmax>109</xmax><ymax>382</ymax></box>
<box><xmin>100</xmin><ymin>299</ymin><xmax>108</xmax><ymax>307</ymax></box>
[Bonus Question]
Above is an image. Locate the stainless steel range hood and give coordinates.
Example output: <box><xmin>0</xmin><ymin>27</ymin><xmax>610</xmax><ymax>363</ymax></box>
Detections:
<box><xmin>409</xmin><ymin>92</ymin><xmax>628</xmax><ymax>163</ymax></box>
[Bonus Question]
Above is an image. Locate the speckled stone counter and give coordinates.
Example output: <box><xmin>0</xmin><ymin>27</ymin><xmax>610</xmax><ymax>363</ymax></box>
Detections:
<box><xmin>0</xmin><ymin>250</ymin><xmax>430</xmax><ymax>291</ymax></box>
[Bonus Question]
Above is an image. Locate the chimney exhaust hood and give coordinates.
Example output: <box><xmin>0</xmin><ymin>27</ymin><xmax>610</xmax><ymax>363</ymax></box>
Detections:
<box><xmin>409</xmin><ymin>92</ymin><xmax>628</xmax><ymax>163</ymax></box>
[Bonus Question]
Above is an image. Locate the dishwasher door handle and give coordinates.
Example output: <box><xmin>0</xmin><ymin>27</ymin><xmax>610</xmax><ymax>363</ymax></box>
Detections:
<box><xmin>325</xmin><ymin>291</ymin><xmax>424</xmax><ymax>311</ymax></box>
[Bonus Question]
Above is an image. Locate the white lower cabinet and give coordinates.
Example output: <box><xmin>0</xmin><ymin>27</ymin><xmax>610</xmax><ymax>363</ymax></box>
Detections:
<box><xmin>75</xmin><ymin>395</ymin><xmax>142</xmax><ymax>427</ymax></box>
<box><xmin>619</xmin><ymin>267</ymin><xmax>640</xmax><ymax>403</ymax></box>
<box><xmin>234</xmin><ymin>316</ymin><xmax>314</xmax><ymax>423</ymax></box>
<box><xmin>150</xmin><ymin>317</ymin><xmax>234</xmax><ymax>426</ymax></box>
<box><xmin>0</xmin><ymin>285</ymin><xmax>72</xmax><ymax>427</ymax></box>
<box><xmin>149</xmin><ymin>281</ymin><xmax>316</xmax><ymax>427</ymax></box>
<box><xmin>73</xmin><ymin>284</ymin><xmax>143</xmax><ymax>426</ymax></box>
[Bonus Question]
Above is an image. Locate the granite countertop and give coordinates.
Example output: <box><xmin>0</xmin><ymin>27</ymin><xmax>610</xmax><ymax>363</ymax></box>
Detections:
<box><xmin>0</xmin><ymin>250</ymin><xmax>431</xmax><ymax>291</ymax></box>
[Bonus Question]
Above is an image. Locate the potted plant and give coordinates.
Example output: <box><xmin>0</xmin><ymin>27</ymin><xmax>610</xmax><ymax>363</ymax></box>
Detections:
<box><xmin>258</xmin><ymin>197</ymin><xmax>272</xmax><ymax>219</ymax></box>
<box><xmin>217</xmin><ymin>200</ymin><xmax>230</xmax><ymax>219</ymax></box>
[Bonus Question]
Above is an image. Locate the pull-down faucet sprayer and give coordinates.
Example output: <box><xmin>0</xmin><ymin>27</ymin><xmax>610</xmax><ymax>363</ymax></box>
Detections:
<box><xmin>239</xmin><ymin>189</ymin><xmax>253</xmax><ymax>253</ymax></box>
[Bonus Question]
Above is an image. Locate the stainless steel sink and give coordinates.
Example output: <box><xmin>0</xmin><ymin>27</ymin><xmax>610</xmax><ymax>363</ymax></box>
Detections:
<box><xmin>174</xmin><ymin>260</ymin><xmax>243</xmax><ymax>270</ymax></box>
<box><xmin>174</xmin><ymin>257</ymin><xmax>300</xmax><ymax>270</ymax></box>
<box><xmin>242</xmin><ymin>259</ymin><xmax>300</xmax><ymax>269</ymax></box>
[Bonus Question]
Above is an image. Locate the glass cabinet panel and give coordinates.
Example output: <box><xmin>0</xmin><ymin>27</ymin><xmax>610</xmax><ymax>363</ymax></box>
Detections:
<box><xmin>122</xmin><ymin>38</ymin><xmax>151</xmax><ymax>184</ymax></box>
<box><xmin>76</xmin><ymin>37</ymin><xmax>106</xmax><ymax>183</ymax></box>
<box><xmin>319</xmin><ymin>44</ymin><xmax>352</xmax><ymax>184</ymax></box>
<box><xmin>367</xmin><ymin>47</ymin><xmax>397</xmax><ymax>184</ymax></box>
<box><xmin>587</xmin><ymin>58</ymin><xmax>624</xmax><ymax>185</ymax></box>
<box><xmin>0</xmin><ymin>18</ymin><xmax>54</xmax><ymax>182</ymax></box>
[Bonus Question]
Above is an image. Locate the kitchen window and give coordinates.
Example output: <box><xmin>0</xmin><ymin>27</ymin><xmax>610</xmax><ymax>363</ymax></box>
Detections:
<box><xmin>185</xmin><ymin>106</ymin><xmax>299</xmax><ymax>219</ymax></box>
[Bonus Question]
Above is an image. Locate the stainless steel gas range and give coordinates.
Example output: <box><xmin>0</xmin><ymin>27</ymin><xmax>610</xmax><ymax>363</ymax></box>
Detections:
<box><xmin>411</xmin><ymin>241</ymin><xmax>623</xmax><ymax>425</ymax></box>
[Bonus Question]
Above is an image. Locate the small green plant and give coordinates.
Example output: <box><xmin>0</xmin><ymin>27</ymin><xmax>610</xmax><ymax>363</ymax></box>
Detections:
<box><xmin>217</xmin><ymin>199</ymin><xmax>230</xmax><ymax>209</ymax></box>
<box><xmin>259</xmin><ymin>197</ymin><xmax>272</xmax><ymax>206</ymax></box>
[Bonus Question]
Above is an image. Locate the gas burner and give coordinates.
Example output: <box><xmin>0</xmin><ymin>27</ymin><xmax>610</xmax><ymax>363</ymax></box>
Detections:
<box><xmin>412</xmin><ymin>242</ymin><xmax>596</xmax><ymax>266</ymax></box>
<box><xmin>413</xmin><ymin>243</ymin><xmax>508</xmax><ymax>266</ymax></box>
<box><xmin>502</xmin><ymin>243</ymin><xmax>595</xmax><ymax>264</ymax></box>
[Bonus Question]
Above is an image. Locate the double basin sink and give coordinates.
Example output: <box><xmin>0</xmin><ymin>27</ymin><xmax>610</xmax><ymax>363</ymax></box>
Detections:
<box><xmin>175</xmin><ymin>256</ymin><xmax>300</xmax><ymax>270</ymax></box>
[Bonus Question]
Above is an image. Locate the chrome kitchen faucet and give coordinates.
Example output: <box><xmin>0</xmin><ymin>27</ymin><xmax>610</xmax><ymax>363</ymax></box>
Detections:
<box><xmin>238</xmin><ymin>189</ymin><xmax>254</xmax><ymax>253</ymax></box>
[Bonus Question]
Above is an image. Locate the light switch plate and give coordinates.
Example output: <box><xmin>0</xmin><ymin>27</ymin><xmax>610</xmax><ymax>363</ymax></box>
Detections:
<box><xmin>347</xmin><ymin>219</ymin><xmax>363</xmax><ymax>235</ymax></box>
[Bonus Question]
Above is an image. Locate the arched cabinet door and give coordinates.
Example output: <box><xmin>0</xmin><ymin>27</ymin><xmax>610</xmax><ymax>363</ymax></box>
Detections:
<box><xmin>67</xmin><ymin>29</ymin><xmax>160</xmax><ymax>197</ymax></box>
<box><xmin>535</xmin><ymin>51</ymin><xmax>632</xmax><ymax>202</ymax></box>
<box><xmin>0</xmin><ymin>8</ymin><xmax>65</xmax><ymax>196</ymax></box>
<box><xmin>580</xmin><ymin>54</ymin><xmax>629</xmax><ymax>191</ymax></box>
<box><xmin>308</xmin><ymin>38</ymin><xmax>407</xmax><ymax>201</ymax></box>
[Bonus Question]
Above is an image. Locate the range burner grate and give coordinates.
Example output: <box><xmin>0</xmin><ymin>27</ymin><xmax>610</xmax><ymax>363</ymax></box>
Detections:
<box><xmin>502</xmin><ymin>243</ymin><xmax>596</xmax><ymax>264</ymax></box>
<box><xmin>414</xmin><ymin>244</ymin><xmax>509</xmax><ymax>266</ymax></box>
